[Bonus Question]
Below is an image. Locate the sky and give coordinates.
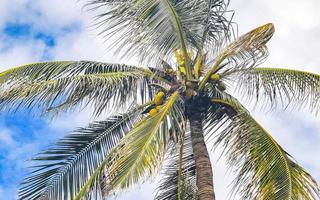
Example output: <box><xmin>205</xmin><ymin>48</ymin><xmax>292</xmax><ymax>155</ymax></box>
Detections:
<box><xmin>0</xmin><ymin>0</ymin><xmax>319</xmax><ymax>199</ymax></box>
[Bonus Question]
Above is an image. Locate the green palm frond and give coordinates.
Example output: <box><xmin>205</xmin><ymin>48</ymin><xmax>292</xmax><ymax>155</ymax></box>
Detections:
<box><xmin>201</xmin><ymin>0</ymin><xmax>235</xmax><ymax>56</ymax></box>
<box><xmin>227</xmin><ymin>67</ymin><xmax>320</xmax><ymax>114</ymax></box>
<box><xmin>83</xmin><ymin>0</ymin><xmax>230</xmax><ymax>66</ymax></box>
<box><xmin>102</xmin><ymin>92</ymin><xmax>185</xmax><ymax>197</ymax></box>
<box><xmin>0</xmin><ymin>61</ymin><xmax>72</xmax><ymax>84</ymax></box>
<box><xmin>207</xmin><ymin>96</ymin><xmax>320</xmax><ymax>200</ymax></box>
<box><xmin>155</xmin><ymin>132</ymin><xmax>197</xmax><ymax>200</ymax></box>
<box><xmin>0</xmin><ymin>61</ymin><xmax>148</xmax><ymax>83</ymax></box>
<box><xmin>18</xmin><ymin>104</ymin><xmax>147</xmax><ymax>200</ymax></box>
<box><xmin>199</xmin><ymin>23</ymin><xmax>275</xmax><ymax>90</ymax></box>
<box><xmin>0</xmin><ymin>70</ymin><xmax>153</xmax><ymax>116</ymax></box>
<box><xmin>0</xmin><ymin>60</ymin><xmax>174</xmax><ymax>88</ymax></box>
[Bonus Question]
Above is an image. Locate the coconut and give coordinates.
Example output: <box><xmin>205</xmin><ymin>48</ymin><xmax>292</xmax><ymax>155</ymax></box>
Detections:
<box><xmin>210</xmin><ymin>74</ymin><xmax>220</xmax><ymax>81</ymax></box>
<box><xmin>149</xmin><ymin>108</ymin><xmax>158</xmax><ymax>117</ymax></box>
<box><xmin>154</xmin><ymin>91</ymin><xmax>165</xmax><ymax>105</ymax></box>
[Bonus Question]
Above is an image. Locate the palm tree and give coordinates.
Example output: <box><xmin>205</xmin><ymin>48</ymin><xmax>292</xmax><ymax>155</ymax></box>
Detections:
<box><xmin>0</xmin><ymin>0</ymin><xmax>319</xmax><ymax>199</ymax></box>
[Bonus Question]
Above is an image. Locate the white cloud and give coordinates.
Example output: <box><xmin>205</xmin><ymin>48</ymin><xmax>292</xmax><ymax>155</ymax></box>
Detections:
<box><xmin>0</xmin><ymin>129</ymin><xmax>15</xmax><ymax>146</ymax></box>
<box><xmin>0</xmin><ymin>39</ymin><xmax>47</xmax><ymax>70</ymax></box>
<box><xmin>50</xmin><ymin>31</ymin><xmax>111</xmax><ymax>62</ymax></box>
<box><xmin>0</xmin><ymin>0</ymin><xmax>85</xmax><ymax>31</ymax></box>
<box><xmin>0</xmin><ymin>0</ymin><xmax>28</xmax><ymax>29</ymax></box>
<box><xmin>31</xmin><ymin>0</ymin><xmax>85</xmax><ymax>29</ymax></box>
<box><xmin>48</xmin><ymin>108</ymin><xmax>96</xmax><ymax>131</ymax></box>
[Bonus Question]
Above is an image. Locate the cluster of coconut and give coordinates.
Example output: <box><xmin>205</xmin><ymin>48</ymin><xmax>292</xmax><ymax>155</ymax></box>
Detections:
<box><xmin>143</xmin><ymin>91</ymin><xmax>166</xmax><ymax>117</ymax></box>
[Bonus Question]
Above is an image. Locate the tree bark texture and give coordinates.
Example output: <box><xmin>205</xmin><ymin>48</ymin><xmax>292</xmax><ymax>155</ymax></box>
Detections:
<box><xmin>188</xmin><ymin>112</ymin><xmax>215</xmax><ymax>200</ymax></box>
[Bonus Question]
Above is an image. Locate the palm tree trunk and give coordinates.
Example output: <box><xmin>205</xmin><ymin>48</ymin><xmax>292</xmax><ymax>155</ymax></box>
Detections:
<box><xmin>188</xmin><ymin>111</ymin><xmax>215</xmax><ymax>200</ymax></box>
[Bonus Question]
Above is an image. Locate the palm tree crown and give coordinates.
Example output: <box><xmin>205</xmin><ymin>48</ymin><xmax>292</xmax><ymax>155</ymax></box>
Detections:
<box><xmin>0</xmin><ymin>0</ymin><xmax>319</xmax><ymax>199</ymax></box>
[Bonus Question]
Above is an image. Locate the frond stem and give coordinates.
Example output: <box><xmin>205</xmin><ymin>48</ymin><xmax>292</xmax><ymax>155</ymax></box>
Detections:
<box><xmin>162</xmin><ymin>0</ymin><xmax>192</xmax><ymax>80</ymax></box>
<box><xmin>199</xmin><ymin>55</ymin><xmax>227</xmax><ymax>90</ymax></box>
<box><xmin>142</xmin><ymin>68</ymin><xmax>173</xmax><ymax>85</ymax></box>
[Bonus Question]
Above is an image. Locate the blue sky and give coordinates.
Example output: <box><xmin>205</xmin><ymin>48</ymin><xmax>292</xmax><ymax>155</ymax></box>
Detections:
<box><xmin>0</xmin><ymin>0</ymin><xmax>319</xmax><ymax>199</ymax></box>
<box><xmin>0</xmin><ymin>1</ymin><xmax>96</xmax><ymax>198</ymax></box>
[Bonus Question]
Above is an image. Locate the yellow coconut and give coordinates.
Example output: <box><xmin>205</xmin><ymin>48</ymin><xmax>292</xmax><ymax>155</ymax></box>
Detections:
<box><xmin>175</xmin><ymin>51</ymin><xmax>183</xmax><ymax>62</ymax></box>
<box><xmin>149</xmin><ymin>108</ymin><xmax>158</xmax><ymax>117</ymax></box>
<box><xmin>210</xmin><ymin>74</ymin><xmax>220</xmax><ymax>81</ymax></box>
<box><xmin>156</xmin><ymin>105</ymin><xmax>162</xmax><ymax>110</ymax></box>
<box><xmin>179</xmin><ymin>66</ymin><xmax>186</xmax><ymax>74</ymax></box>
<box><xmin>175</xmin><ymin>50</ymin><xmax>186</xmax><ymax>66</ymax></box>
<box><xmin>154</xmin><ymin>91</ymin><xmax>165</xmax><ymax>105</ymax></box>
<box><xmin>175</xmin><ymin>50</ymin><xmax>180</xmax><ymax>60</ymax></box>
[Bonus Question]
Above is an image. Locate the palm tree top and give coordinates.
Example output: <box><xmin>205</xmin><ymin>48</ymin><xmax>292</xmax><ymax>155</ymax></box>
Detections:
<box><xmin>0</xmin><ymin>0</ymin><xmax>319</xmax><ymax>199</ymax></box>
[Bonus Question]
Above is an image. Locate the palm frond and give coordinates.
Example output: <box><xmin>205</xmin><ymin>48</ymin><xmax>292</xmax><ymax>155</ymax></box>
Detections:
<box><xmin>101</xmin><ymin>92</ymin><xmax>185</xmax><ymax>197</ymax></box>
<box><xmin>201</xmin><ymin>0</ymin><xmax>235</xmax><ymax>55</ymax></box>
<box><xmin>0</xmin><ymin>61</ymin><xmax>72</xmax><ymax>84</ymax></box>
<box><xmin>199</xmin><ymin>23</ymin><xmax>275</xmax><ymax>90</ymax></box>
<box><xmin>82</xmin><ymin>0</ymin><xmax>230</xmax><ymax>66</ymax></box>
<box><xmin>0</xmin><ymin>60</ymin><xmax>173</xmax><ymax>87</ymax></box>
<box><xmin>0</xmin><ymin>71</ymin><xmax>153</xmax><ymax>116</ymax></box>
<box><xmin>228</xmin><ymin>67</ymin><xmax>320</xmax><ymax>114</ymax></box>
<box><xmin>18</xmin><ymin>104</ymin><xmax>147</xmax><ymax>200</ymax></box>
<box><xmin>155</xmin><ymin>131</ymin><xmax>197</xmax><ymax>200</ymax></box>
<box><xmin>206</xmin><ymin>96</ymin><xmax>320</xmax><ymax>200</ymax></box>
<box><xmin>75</xmin><ymin>93</ymin><xmax>185</xmax><ymax>200</ymax></box>
<box><xmin>0</xmin><ymin>61</ymin><xmax>145</xmax><ymax>83</ymax></box>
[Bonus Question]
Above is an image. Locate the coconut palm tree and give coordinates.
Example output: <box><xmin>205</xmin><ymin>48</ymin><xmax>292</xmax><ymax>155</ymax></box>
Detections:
<box><xmin>0</xmin><ymin>0</ymin><xmax>319</xmax><ymax>200</ymax></box>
